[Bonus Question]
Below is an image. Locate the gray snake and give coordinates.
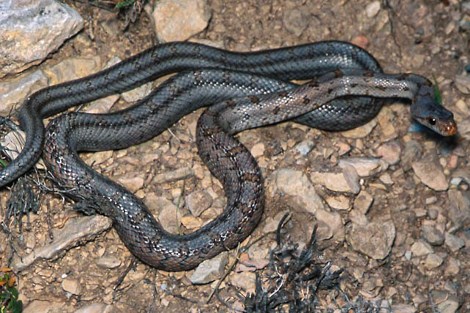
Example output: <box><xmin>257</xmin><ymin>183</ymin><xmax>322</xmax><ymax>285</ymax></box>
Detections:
<box><xmin>4</xmin><ymin>41</ymin><xmax>457</xmax><ymax>271</ymax></box>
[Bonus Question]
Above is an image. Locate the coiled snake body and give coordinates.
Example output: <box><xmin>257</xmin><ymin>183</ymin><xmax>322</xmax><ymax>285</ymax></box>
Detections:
<box><xmin>6</xmin><ymin>41</ymin><xmax>457</xmax><ymax>271</ymax></box>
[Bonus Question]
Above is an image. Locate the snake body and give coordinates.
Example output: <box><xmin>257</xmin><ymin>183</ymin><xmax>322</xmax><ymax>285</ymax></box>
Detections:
<box><xmin>4</xmin><ymin>41</ymin><xmax>456</xmax><ymax>271</ymax></box>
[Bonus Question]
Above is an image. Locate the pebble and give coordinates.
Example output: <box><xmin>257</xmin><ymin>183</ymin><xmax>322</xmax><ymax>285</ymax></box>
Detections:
<box><xmin>315</xmin><ymin>208</ymin><xmax>345</xmax><ymax>241</ymax></box>
<box><xmin>96</xmin><ymin>255</ymin><xmax>122</xmax><ymax>269</ymax></box>
<box><xmin>347</xmin><ymin>220</ymin><xmax>395</xmax><ymax>260</ymax></box>
<box><xmin>421</xmin><ymin>225</ymin><xmax>444</xmax><ymax>246</ymax></box>
<box><xmin>444</xmin><ymin>257</ymin><xmax>460</xmax><ymax>276</ymax></box>
<box><xmin>269</xmin><ymin>169</ymin><xmax>324</xmax><ymax>214</ymax></box>
<box><xmin>401</xmin><ymin>140</ymin><xmax>422</xmax><ymax>171</ymax></box>
<box><xmin>431</xmin><ymin>290</ymin><xmax>460</xmax><ymax>313</ymax></box>
<box><xmin>153</xmin><ymin>0</ymin><xmax>212</xmax><ymax>42</ymax></box>
<box><xmin>310</xmin><ymin>167</ymin><xmax>360</xmax><ymax>194</ymax></box>
<box><xmin>121</xmin><ymin>82</ymin><xmax>153</xmax><ymax>103</ymax></box>
<box><xmin>294</xmin><ymin>139</ymin><xmax>315</xmax><ymax>156</ymax></box>
<box><xmin>62</xmin><ymin>277</ymin><xmax>81</xmax><ymax>295</ymax></box>
<box><xmin>366</xmin><ymin>1</ymin><xmax>381</xmax><ymax>18</ymax></box>
<box><xmin>455</xmin><ymin>74</ymin><xmax>470</xmax><ymax>94</ymax></box>
<box><xmin>376</xmin><ymin>141</ymin><xmax>401</xmax><ymax>165</ymax></box>
<box><xmin>353</xmin><ymin>190</ymin><xmax>374</xmax><ymax>214</ymax></box>
<box><xmin>45</xmin><ymin>57</ymin><xmax>101</xmax><ymax>84</ymax></box>
<box><xmin>116</xmin><ymin>175</ymin><xmax>144</xmax><ymax>193</ymax></box>
<box><xmin>412</xmin><ymin>160</ymin><xmax>449</xmax><ymax>191</ymax></box>
<box><xmin>324</xmin><ymin>195</ymin><xmax>350</xmax><ymax>211</ymax></box>
<box><xmin>283</xmin><ymin>8</ymin><xmax>309</xmax><ymax>37</ymax></box>
<box><xmin>339</xmin><ymin>157</ymin><xmax>388</xmax><ymax>177</ymax></box>
<box><xmin>189</xmin><ymin>252</ymin><xmax>228</xmax><ymax>284</ymax></box>
<box><xmin>144</xmin><ymin>194</ymin><xmax>181</xmax><ymax>233</ymax></box>
<box><xmin>229</xmin><ymin>271</ymin><xmax>257</xmax><ymax>295</ymax></box>
<box><xmin>424</xmin><ymin>253</ymin><xmax>443</xmax><ymax>270</ymax></box>
<box><xmin>153</xmin><ymin>167</ymin><xmax>194</xmax><ymax>183</ymax></box>
<box><xmin>185</xmin><ymin>190</ymin><xmax>213</xmax><ymax>217</ymax></box>
<box><xmin>444</xmin><ymin>233</ymin><xmax>465</xmax><ymax>252</ymax></box>
<box><xmin>250</xmin><ymin>142</ymin><xmax>265</xmax><ymax>157</ymax></box>
<box><xmin>0</xmin><ymin>0</ymin><xmax>83</xmax><ymax>78</ymax></box>
<box><xmin>410</xmin><ymin>240</ymin><xmax>434</xmax><ymax>257</ymax></box>
<box><xmin>341</xmin><ymin>119</ymin><xmax>377</xmax><ymax>138</ymax></box>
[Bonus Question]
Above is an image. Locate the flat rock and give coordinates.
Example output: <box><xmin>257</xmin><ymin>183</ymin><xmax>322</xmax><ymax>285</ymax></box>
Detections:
<box><xmin>0</xmin><ymin>0</ymin><xmax>83</xmax><ymax>77</ymax></box>
<box><xmin>341</xmin><ymin>118</ymin><xmax>377</xmax><ymax>138</ymax></box>
<box><xmin>189</xmin><ymin>252</ymin><xmax>228</xmax><ymax>284</ymax></box>
<box><xmin>185</xmin><ymin>190</ymin><xmax>213</xmax><ymax>217</ymax></box>
<box><xmin>11</xmin><ymin>216</ymin><xmax>112</xmax><ymax>271</ymax></box>
<box><xmin>315</xmin><ymin>208</ymin><xmax>345</xmax><ymax>241</ymax></box>
<box><xmin>412</xmin><ymin>160</ymin><xmax>448</xmax><ymax>191</ymax></box>
<box><xmin>269</xmin><ymin>169</ymin><xmax>324</xmax><ymax>214</ymax></box>
<box><xmin>376</xmin><ymin>141</ymin><xmax>401</xmax><ymax>165</ymax></box>
<box><xmin>347</xmin><ymin>220</ymin><xmax>396</xmax><ymax>259</ymax></box>
<box><xmin>339</xmin><ymin>157</ymin><xmax>388</xmax><ymax>177</ymax></box>
<box><xmin>310</xmin><ymin>166</ymin><xmax>360</xmax><ymax>194</ymax></box>
<box><xmin>421</xmin><ymin>225</ymin><xmax>445</xmax><ymax>246</ymax></box>
<box><xmin>62</xmin><ymin>277</ymin><xmax>81</xmax><ymax>295</ymax></box>
<box><xmin>410</xmin><ymin>240</ymin><xmax>434</xmax><ymax>257</ymax></box>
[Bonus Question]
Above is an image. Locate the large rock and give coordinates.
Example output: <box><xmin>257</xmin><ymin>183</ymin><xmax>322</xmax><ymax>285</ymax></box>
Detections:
<box><xmin>0</xmin><ymin>0</ymin><xmax>83</xmax><ymax>78</ymax></box>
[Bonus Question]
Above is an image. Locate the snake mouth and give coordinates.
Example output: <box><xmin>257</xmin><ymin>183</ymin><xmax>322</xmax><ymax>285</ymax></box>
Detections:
<box><xmin>439</xmin><ymin>120</ymin><xmax>458</xmax><ymax>136</ymax></box>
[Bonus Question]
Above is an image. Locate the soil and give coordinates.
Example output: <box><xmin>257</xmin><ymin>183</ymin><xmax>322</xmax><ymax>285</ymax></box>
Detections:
<box><xmin>0</xmin><ymin>0</ymin><xmax>469</xmax><ymax>312</ymax></box>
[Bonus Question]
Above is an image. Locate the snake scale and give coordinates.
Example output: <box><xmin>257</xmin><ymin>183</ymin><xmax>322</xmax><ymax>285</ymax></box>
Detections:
<box><xmin>5</xmin><ymin>41</ymin><xmax>457</xmax><ymax>271</ymax></box>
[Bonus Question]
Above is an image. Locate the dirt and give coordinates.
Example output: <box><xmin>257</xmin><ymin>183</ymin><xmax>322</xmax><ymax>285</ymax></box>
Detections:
<box><xmin>0</xmin><ymin>0</ymin><xmax>469</xmax><ymax>312</ymax></box>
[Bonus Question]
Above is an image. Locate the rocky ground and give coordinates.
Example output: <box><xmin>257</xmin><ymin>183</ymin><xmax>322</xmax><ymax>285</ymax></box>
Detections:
<box><xmin>0</xmin><ymin>0</ymin><xmax>469</xmax><ymax>312</ymax></box>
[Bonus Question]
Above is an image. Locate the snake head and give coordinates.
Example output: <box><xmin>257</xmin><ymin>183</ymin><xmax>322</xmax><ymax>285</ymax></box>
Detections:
<box><xmin>411</xmin><ymin>86</ymin><xmax>458</xmax><ymax>136</ymax></box>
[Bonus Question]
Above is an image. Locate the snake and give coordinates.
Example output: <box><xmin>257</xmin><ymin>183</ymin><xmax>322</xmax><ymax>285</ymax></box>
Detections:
<box><xmin>40</xmin><ymin>56</ymin><xmax>456</xmax><ymax>271</ymax></box>
<box><xmin>3</xmin><ymin>41</ymin><xmax>457</xmax><ymax>271</ymax></box>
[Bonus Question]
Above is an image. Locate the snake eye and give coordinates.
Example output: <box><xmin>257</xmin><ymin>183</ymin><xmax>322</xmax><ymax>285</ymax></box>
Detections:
<box><xmin>428</xmin><ymin>117</ymin><xmax>437</xmax><ymax>126</ymax></box>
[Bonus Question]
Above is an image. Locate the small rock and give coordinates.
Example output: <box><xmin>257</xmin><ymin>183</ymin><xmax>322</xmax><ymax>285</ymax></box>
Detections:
<box><xmin>353</xmin><ymin>190</ymin><xmax>374</xmax><ymax>214</ymax></box>
<box><xmin>250</xmin><ymin>143</ymin><xmax>265</xmax><ymax>157</ymax></box>
<box><xmin>269</xmin><ymin>169</ymin><xmax>324</xmax><ymax>214</ymax></box>
<box><xmin>366</xmin><ymin>1</ymin><xmax>381</xmax><ymax>18</ymax></box>
<box><xmin>444</xmin><ymin>233</ymin><xmax>465</xmax><ymax>252</ymax></box>
<box><xmin>421</xmin><ymin>225</ymin><xmax>445</xmax><ymax>246</ymax></box>
<box><xmin>153</xmin><ymin>167</ymin><xmax>194</xmax><ymax>183</ymax></box>
<box><xmin>190</xmin><ymin>252</ymin><xmax>228</xmax><ymax>284</ymax></box>
<box><xmin>180</xmin><ymin>215</ymin><xmax>203</xmax><ymax>229</ymax></box>
<box><xmin>121</xmin><ymin>82</ymin><xmax>153</xmax><ymax>103</ymax></box>
<box><xmin>229</xmin><ymin>271</ymin><xmax>257</xmax><ymax>294</ymax></box>
<box><xmin>402</xmin><ymin>140</ymin><xmax>422</xmax><ymax>171</ymax></box>
<box><xmin>295</xmin><ymin>139</ymin><xmax>315</xmax><ymax>156</ymax></box>
<box><xmin>410</xmin><ymin>240</ymin><xmax>434</xmax><ymax>257</ymax></box>
<box><xmin>444</xmin><ymin>257</ymin><xmax>460</xmax><ymax>276</ymax></box>
<box><xmin>347</xmin><ymin>220</ymin><xmax>396</xmax><ymax>259</ymax></box>
<box><xmin>376</xmin><ymin>141</ymin><xmax>401</xmax><ymax>165</ymax></box>
<box><xmin>283</xmin><ymin>8</ymin><xmax>309</xmax><ymax>37</ymax></box>
<box><xmin>85</xmin><ymin>150</ymin><xmax>113</xmax><ymax>166</ymax></box>
<box><xmin>145</xmin><ymin>196</ymin><xmax>181</xmax><ymax>233</ymax></box>
<box><xmin>455</xmin><ymin>74</ymin><xmax>470</xmax><ymax>94</ymax></box>
<box><xmin>96</xmin><ymin>255</ymin><xmax>122</xmax><ymax>269</ymax></box>
<box><xmin>185</xmin><ymin>190</ymin><xmax>213</xmax><ymax>217</ymax></box>
<box><xmin>339</xmin><ymin>157</ymin><xmax>388</xmax><ymax>177</ymax></box>
<box><xmin>310</xmin><ymin>167</ymin><xmax>360</xmax><ymax>194</ymax></box>
<box><xmin>341</xmin><ymin>118</ymin><xmax>377</xmax><ymax>138</ymax></box>
<box><xmin>412</xmin><ymin>160</ymin><xmax>448</xmax><ymax>191</ymax></box>
<box><xmin>431</xmin><ymin>291</ymin><xmax>460</xmax><ymax>313</ymax></box>
<box><xmin>116</xmin><ymin>175</ymin><xmax>144</xmax><ymax>193</ymax></box>
<box><xmin>424</xmin><ymin>253</ymin><xmax>443</xmax><ymax>270</ymax></box>
<box><xmin>153</xmin><ymin>0</ymin><xmax>211</xmax><ymax>42</ymax></box>
<box><xmin>62</xmin><ymin>277</ymin><xmax>81</xmax><ymax>295</ymax></box>
<box><xmin>447</xmin><ymin>189</ymin><xmax>470</xmax><ymax>228</ymax></box>
<box><xmin>315</xmin><ymin>208</ymin><xmax>345</xmax><ymax>241</ymax></box>
<box><xmin>325</xmin><ymin>195</ymin><xmax>350</xmax><ymax>211</ymax></box>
